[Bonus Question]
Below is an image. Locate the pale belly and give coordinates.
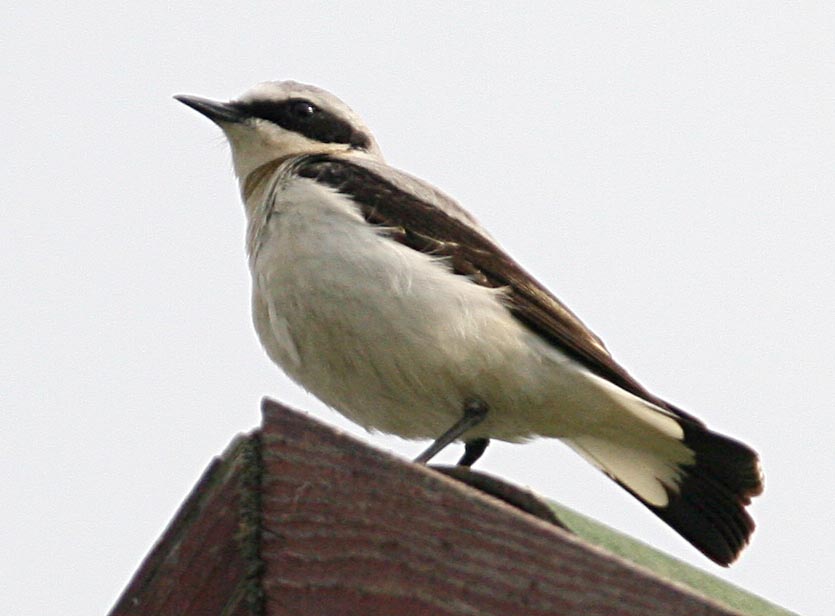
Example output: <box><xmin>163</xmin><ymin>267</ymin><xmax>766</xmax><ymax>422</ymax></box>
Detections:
<box><xmin>248</xmin><ymin>184</ymin><xmax>620</xmax><ymax>442</ymax></box>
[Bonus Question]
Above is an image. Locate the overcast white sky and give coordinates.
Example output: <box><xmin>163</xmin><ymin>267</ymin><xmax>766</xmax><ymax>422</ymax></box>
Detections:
<box><xmin>3</xmin><ymin>3</ymin><xmax>833</xmax><ymax>615</ymax></box>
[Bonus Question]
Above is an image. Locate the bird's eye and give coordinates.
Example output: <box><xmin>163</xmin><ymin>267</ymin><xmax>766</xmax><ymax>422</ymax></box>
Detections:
<box><xmin>291</xmin><ymin>100</ymin><xmax>318</xmax><ymax>118</ymax></box>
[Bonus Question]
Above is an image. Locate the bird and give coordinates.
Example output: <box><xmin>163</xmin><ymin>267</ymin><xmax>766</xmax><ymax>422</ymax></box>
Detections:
<box><xmin>175</xmin><ymin>80</ymin><xmax>764</xmax><ymax>566</ymax></box>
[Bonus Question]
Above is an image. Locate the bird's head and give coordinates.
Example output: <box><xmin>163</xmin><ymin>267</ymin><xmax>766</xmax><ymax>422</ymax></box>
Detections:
<box><xmin>175</xmin><ymin>80</ymin><xmax>383</xmax><ymax>181</ymax></box>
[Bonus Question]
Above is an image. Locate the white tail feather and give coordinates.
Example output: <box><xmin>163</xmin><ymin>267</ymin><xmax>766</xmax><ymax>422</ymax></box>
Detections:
<box><xmin>566</xmin><ymin>435</ymin><xmax>687</xmax><ymax>507</ymax></box>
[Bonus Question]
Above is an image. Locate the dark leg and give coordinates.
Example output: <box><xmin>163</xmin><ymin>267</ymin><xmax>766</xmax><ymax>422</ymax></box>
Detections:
<box><xmin>458</xmin><ymin>438</ymin><xmax>490</xmax><ymax>467</ymax></box>
<box><xmin>414</xmin><ymin>399</ymin><xmax>489</xmax><ymax>464</ymax></box>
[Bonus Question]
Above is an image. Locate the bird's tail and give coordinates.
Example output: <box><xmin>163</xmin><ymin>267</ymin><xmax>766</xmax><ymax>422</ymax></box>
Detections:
<box><xmin>566</xmin><ymin>416</ymin><xmax>764</xmax><ymax>565</ymax></box>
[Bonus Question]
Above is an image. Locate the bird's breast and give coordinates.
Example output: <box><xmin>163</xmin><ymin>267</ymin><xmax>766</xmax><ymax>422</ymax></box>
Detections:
<box><xmin>246</xmin><ymin>177</ymin><xmax>593</xmax><ymax>440</ymax></box>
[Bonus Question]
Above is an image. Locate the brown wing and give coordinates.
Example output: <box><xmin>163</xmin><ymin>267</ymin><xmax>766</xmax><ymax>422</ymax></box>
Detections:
<box><xmin>295</xmin><ymin>154</ymin><xmax>698</xmax><ymax>421</ymax></box>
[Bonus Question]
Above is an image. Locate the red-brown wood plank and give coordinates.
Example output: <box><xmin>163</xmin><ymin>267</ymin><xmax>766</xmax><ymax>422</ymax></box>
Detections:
<box><xmin>259</xmin><ymin>398</ymin><xmax>740</xmax><ymax>616</ymax></box>
<box><xmin>109</xmin><ymin>436</ymin><xmax>261</xmax><ymax>616</ymax></box>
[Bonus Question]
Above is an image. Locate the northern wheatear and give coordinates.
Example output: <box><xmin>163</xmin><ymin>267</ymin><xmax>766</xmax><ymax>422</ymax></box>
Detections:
<box><xmin>176</xmin><ymin>81</ymin><xmax>763</xmax><ymax>565</ymax></box>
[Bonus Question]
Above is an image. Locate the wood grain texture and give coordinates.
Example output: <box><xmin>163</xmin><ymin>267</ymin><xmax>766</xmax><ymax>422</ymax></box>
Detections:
<box><xmin>108</xmin><ymin>435</ymin><xmax>262</xmax><ymax>616</ymax></box>
<box><xmin>259</xmin><ymin>398</ymin><xmax>742</xmax><ymax>616</ymax></box>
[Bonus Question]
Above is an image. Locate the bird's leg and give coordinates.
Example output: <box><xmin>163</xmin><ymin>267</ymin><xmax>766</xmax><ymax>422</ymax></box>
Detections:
<box><xmin>458</xmin><ymin>438</ymin><xmax>490</xmax><ymax>467</ymax></box>
<box><xmin>414</xmin><ymin>399</ymin><xmax>489</xmax><ymax>464</ymax></box>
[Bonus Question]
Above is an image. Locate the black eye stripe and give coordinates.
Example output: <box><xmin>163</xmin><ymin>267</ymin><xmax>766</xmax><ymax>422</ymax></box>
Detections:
<box><xmin>233</xmin><ymin>98</ymin><xmax>371</xmax><ymax>150</ymax></box>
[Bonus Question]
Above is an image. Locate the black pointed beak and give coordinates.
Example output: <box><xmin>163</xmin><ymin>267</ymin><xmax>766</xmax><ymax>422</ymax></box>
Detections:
<box><xmin>174</xmin><ymin>94</ymin><xmax>245</xmax><ymax>124</ymax></box>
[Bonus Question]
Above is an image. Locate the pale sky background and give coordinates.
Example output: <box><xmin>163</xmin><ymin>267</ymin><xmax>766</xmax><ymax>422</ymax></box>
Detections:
<box><xmin>3</xmin><ymin>3</ymin><xmax>833</xmax><ymax>615</ymax></box>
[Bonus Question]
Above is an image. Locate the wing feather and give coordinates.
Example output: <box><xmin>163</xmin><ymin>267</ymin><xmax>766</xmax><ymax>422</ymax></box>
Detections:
<box><xmin>295</xmin><ymin>154</ymin><xmax>700</xmax><ymax>423</ymax></box>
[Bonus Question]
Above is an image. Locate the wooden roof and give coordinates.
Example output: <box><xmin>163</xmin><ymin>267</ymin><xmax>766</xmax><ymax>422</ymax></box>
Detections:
<box><xmin>109</xmin><ymin>398</ymin><xmax>758</xmax><ymax>616</ymax></box>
